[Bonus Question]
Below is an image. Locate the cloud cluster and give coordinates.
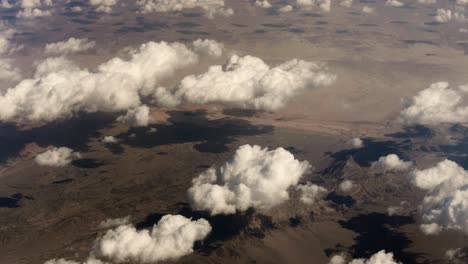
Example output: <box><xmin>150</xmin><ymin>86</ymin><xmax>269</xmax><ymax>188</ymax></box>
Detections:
<box><xmin>329</xmin><ymin>250</ymin><xmax>401</xmax><ymax>264</ymax></box>
<box><xmin>17</xmin><ymin>0</ymin><xmax>53</xmax><ymax>18</ymax></box>
<box><xmin>0</xmin><ymin>22</ymin><xmax>22</xmax><ymax>84</ymax></box>
<box><xmin>411</xmin><ymin>159</ymin><xmax>468</xmax><ymax>235</ymax></box>
<box><xmin>45</xmin><ymin>38</ymin><xmax>96</xmax><ymax>55</ymax></box>
<box><xmin>435</xmin><ymin>8</ymin><xmax>467</xmax><ymax>23</ymax></box>
<box><xmin>93</xmin><ymin>214</ymin><xmax>211</xmax><ymax>263</ymax></box>
<box><xmin>400</xmin><ymin>82</ymin><xmax>468</xmax><ymax>125</ymax></box>
<box><xmin>0</xmin><ymin>40</ymin><xmax>205</xmax><ymax>123</ymax></box>
<box><xmin>44</xmin><ymin>258</ymin><xmax>106</xmax><ymax>264</ymax></box>
<box><xmin>297</xmin><ymin>183</ymin><xmax>327</xmax><ymax>205</ymax></box>
<box><xmin>295</xmin><ymin>0</ymin><xmax>331</xmax><ymax>12</ymax></box>
<box><xmin>90</xmin><ymin>0</ymin><xmax>119</xmax><ymax>13</ymax></box>
<box><xmin>136</xmin><ymin>0</ymin><xmax>233</xmax><ymax>19</ymax></box>
<box><xmin>192</xmin><ymin>38</ymin><xmax>224</xmax><ymax>58</ymax></box>
<box><xmin>117</xmin><ymin>105</ymin><xmax>151</xmax><ymax>127</ymax></box>
<box><xmin>188</xmin><ymin>144</ymin><xmax>312</xmax><ymax>215</ymax></box>
<box><xmin>371</xmin><ymin>154</ymin><xmax>413</xmax><ymax>172</ymax></box>
<box><xmin>45</xmin><ymin>215</ymin><xmax>210</xmax><ymax>264</ymax></box>
<box><xmin>156</xmin><ymin>55</ymin><xmax>336</xmax><ymax>111</ymax></box>
<box><xmin>255</xmin><ymin>0</ymin><xmax>271</xmax><ymax>9</ymax></box>
<box><xmin>35</xmin><ymin>147</ymin><xmax>79</xmax><ymax>167</ymax></box>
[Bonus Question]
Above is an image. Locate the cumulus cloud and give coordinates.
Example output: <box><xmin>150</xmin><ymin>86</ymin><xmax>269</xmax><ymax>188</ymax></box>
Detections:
<box><xmin>90</xmin><ymin>0</ymin><xmax>118</xmax><ymax>13</ymax></box>
<box><xmin>191</xmin><ymin>39</ymin><xmax>224</xmax><ymax>58</ymax></box>
<box><xmin>297</xmin><ymin>183</ymin><xmax>327</xmax><ymax>205</ymax></box>
<box><xmin>329</xmin><ymin>250</ymin><xmax>401</xmax><ymax>264</ymax></box>
<box><xmin>117</xmin><ymin>105</ymin><xmax>151</xmax><ymax>127</ymax></box>
<box><xmin>400</xmin><ymin>82</ymin><xmax>468</xmax><ymax>125</ymax></box>
<box><xmin>45</xmin><ymin>215</ymin><xmax>210</xmax><ymax>264</ymax></box>
<box><xmin>188</xmin><ymin>144</ymin><xmax>312</xmax><ymax>215</ymax></box>
<box><xmin>102</xmin><ymin>136</ymin><xmax>117</xmax><ymax>143</ymax></box>
<box><xmin>155</xmin><ymin>55</ymin><xmax>336</xmax><ymax>111</ymax></box>
<box><xmin>295</xmin><ymin>0</ymin><xmax>331</xmax><ymax>12</ymax></box>
<box><xmin>136</xmin><ymin>0</ymin><xmax>233</xmax><ymax>19</ymax></box>
<box><xmin>0</xmin><ymin>41</ymin><xmax>202</xmax><ymax>123</ymax></box>
<box><xmin>45</xmin><ymin>38</ymin><xmax>96</xmax><ymax>55</ymax></box>
<box><xmin>255</xmin><ymin>0</ymin><xmax>271</xmax><ymax>9</ymax></box>
<box><xmin>0</xmin><ymin>59</ymin><xmax>21</xmax><ymax>83</ymax></box>
<box><xmin>348</xmin><ymin>137</ymin><xmax>363</xmax><ymax>148</ymax></box>
<box><xmin>411</xmin><ymin>159</ymin><xmax>468</xmax><ymax>235</ymax></box>
<box><xmin>385</xmin><ymin>0</ymin><xmax>404</xmax><ymax>7</ymax></box>
<box><xmin>435</xmin><ymin>9</ymin><xmax>467</xmax><ymax>23</ymax></box>
<box><xmin>16</xmin><ymin>0</ymin><xmax>52</xmax><ymax>18</ymax></box>
<box><xmin>35</xmin><ymin>147</ymin><xmax>79</xmax><ymax>167</ymax></box>
<box><xmin>0</xmin><ymin>23</ymin><xmax>22</xmax><ymax>84</ymax></box>
<box><xmin>93</xmin><ymin>214</ymin><xmax>211</xmax><ymax>263</ymax></box>
<box><xmin>339</xmin><ymin>180</ymin><xmax>354</xmax><ymax>192</ymax></box>
<box><xmin>371</xmin><ymin>154</ymin><xmax>413</xmax><ymax>171</ymax></box>
<box><xmin>99</xmin><ymin>216</ymin><xmax>131</xmax><ymax>229</ymax></box>
<box><xmin>44</xmin><ymin>258</ymin><xmax>106</xmax><ymax>264</ymax></box>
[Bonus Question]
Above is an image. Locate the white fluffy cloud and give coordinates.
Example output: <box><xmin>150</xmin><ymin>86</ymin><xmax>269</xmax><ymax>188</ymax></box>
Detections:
<box><xmin>117</xmin><ymin>105</ymin><xmax>151</xmax><ymax>127</ymax></box>
<box><xmin>45</xmin><ymin>215</ymin><xmax>210</xmax><ymax>264</ymax></box>
<box><xmin>435</xmin><ymin>9</ymin><xmax>467</xmax><ymax>23</ymax></box>
<box><xmin>339</xmin><ymin>180</ymin><xmax>354</xmax><ymax>192</ymax></box>
<box><xmin>45</xmin><ymin>38</ymin><xmax>96</xmax><ymax>55</ymax></box>
<box><xmin>102</xmin><ymin>136</ymin><xmax>117</xmax><ymax>143</ymax></box>
<box><xmin>44</xmin><ymin>258</ymin><xmax>106</xmax><ymax>264</ymax></box>
<box><xmin>90</xmin><ymin>0</ymin><xmax>118</xmax><ymax>13</ymax></box>
<box><xmin>191</xmin><ymin>38</ymin><xmax>224</xmax><ymax>58</ymax></box>
<box><xmin>0</xmin><ymin>23</ymin><xmax>22</xmax><ymax>84</ymax></box>
<box><xmin>255</xmin><ymin>0</ymin><xmax>271</xmax><ymax>9</ymax></box>
<box><xmin>136</xmin><ymin>0</ymin><xmax>233</xmax><ymax>19</ymax></box>
<box><xmin>0</xmin><ymin>41</ymin><xmax>202</xmax><ymax>123</ymax></box>
<box><xmin>348</xmin><ymin>137</ymin><xmax>363</xmax><ymax>149</ymax></box>
<box><xmin>295</xmin><ymin>0</ymin><xmax>331</xmax><ymax>12</ymax></box>
<box><xmin>411</xmin><ymin>160</ymin><xmax>468</xmax><ymax>235</ymax></box>
<box><xmin>35</xmin><ymin>147</ymin><xmax>79</xmax><ymax>167</ymax></box>
<box><xmin>329</xmin><ymin>250</ymin><xmax>401</xmax><ymax>264</ymax></box>
<box><xmin>297</xmin><ymin>183</ymin><xmax>327</xmax><ymax>205</ymax></box>
<box><xmin>188</xmin><ymin>144</ymin><xmax>312</xmax><ymax>215</ymax></box>
<box><xmin>400</xmin><ymin>82</ymin><xmax>468</xmax><ymax>125</ymax></box>
<box><xmin>16</xmin><ymin>0</ymin><xmax>52</xmax><ymax>18</ymax></box>
<box><xmin>371</xmin><ymin>154</ymin><xmax>413</xmax><ymax>171</ymax></box>
<box><xmin>93</xmin><ymin>214</ymin><xmax>211</xmax><ymax>263</ymax></box>
<box><xmin>155</xmin><ymin>55</ymin><xmax>336</xmax><ymax>111</ymax></box>
<box><xmin>385</xmin><ymin>0</ymin><xmax>404</xmax><ymax>7</ymax></box>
